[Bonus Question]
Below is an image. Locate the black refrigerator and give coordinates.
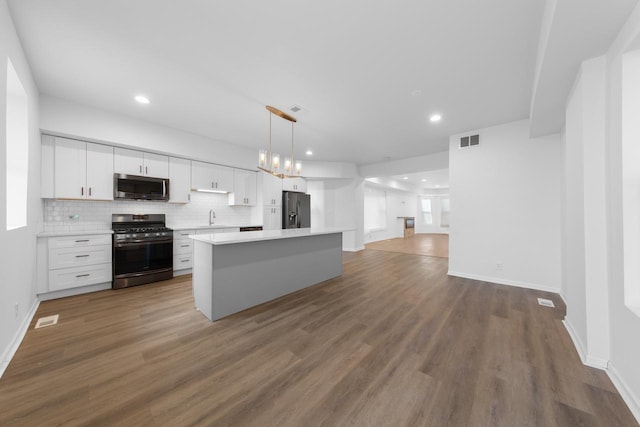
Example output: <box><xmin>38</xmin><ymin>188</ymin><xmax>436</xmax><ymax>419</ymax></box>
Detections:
<box><xmin>282</xmin><ymin>191</ymin><xmax>311</xmax><ymax>228</ymax></box>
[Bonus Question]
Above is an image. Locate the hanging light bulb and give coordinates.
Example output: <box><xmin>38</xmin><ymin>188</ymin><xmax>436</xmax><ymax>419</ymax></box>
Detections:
<box><xmin>284</xmin><ymin>157</ymin><xmax>292</xmax><ymax>173</ymax></box>
<box><xmin>258</xmin><ymin>149</ymin><xmax>267</xmax><ymax>168</ymax></box>
<box><xmin>295</xmin><ymin>161</ymin><xmax>302</xmax><ymax>175</ymax></box>
<box><xmin>271</xmin><ymin>152</ymin><xmax>280</xmax><ymax>171</ymax></box>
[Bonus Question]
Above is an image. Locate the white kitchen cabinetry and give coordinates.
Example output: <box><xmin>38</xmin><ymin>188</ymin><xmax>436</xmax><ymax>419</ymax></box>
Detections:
<box><xmin>169</xmin><ymin>157</ymin><xmax>191</xmax><ymax>204</ymax></box>
<box><xmin>54</xmin><ymin>137</ymin><xmax>114</xmax><ymax>200</ymax></box>
<box><xmin>173</xmin><ymin>229</ymin><xmax>195</xmax><ymax>274</ymax></box>
<box><xmin>229</xmin><ymin>169</ymin><xmax>257</xmax><ymax>206</ymax></box>
<box><xmin>263</xmin><ymin>206</ymin><xmax>282</xmax><ymax>230</ymax></box>
<box><xmin>191</xmin><ymin>161</ymin><xmax>234</xmax><ymax>192</ymax></box>
<box><xmin>114</xmin><ymin>147</ymin><xmax>169</xmax><ymax>178</ymax></box>
<box><xmin>38</xmin><ymin>234</ymin><xmax>113</xmax><ymax>298</ymax></box>
<box><xmin>262</xmin><ymin>171</ymin><xmax>282</xmax><ymax>206</ymax></box>
<box><xmin>173</xmin><ymin>227</ymin><xmax>240</xmax><ymax>276</ymax></box>
<box><xmin>282</xmin><ymin>177</ymin><xmax>306</xmax><ymax>192</ymax></box>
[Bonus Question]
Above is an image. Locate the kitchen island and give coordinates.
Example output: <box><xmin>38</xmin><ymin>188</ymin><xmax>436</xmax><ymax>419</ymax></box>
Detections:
<box><xmin>190</xmin><ymin>228</ymin><xmax>347</xmax><ymax>321</ymax></box>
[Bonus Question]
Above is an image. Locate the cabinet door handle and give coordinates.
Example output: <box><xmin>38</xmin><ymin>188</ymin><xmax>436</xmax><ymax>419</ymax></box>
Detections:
<box><xmin>211</xmin><ymin>182</ymin><xmax>214</xmax><ymax>188</ymax></box>
<box><xmin>88</xmin><ymin>187</ymin><xmax>92</xmax><ymax>196</ymax></box>
<box><xmin>140</xmin><ymin>165</ymin><xmax>143</xmax><ymax>173</ymax></box>
<box><xmin>75</xmin><ymin>254</ymin><xmax>90</xmax><ymax>258</ymax></box>
<box><xmin>76</xmin><ymin>274</ymin><xmax>90</xmax><ymax>278</ymax></box>
<box><xmin>146</xmin><ymin>166</ymin><xmax>148</xmax><ymax>175</ymax></box>
<box><xmin>81</xmin><ymin>186</ymin><xmax>84</xmax><ymax>196</ymax></box>
<box><xmin>75</xmin><ymin>239</ymin><xmax>90</xmax><ymax>243</ymax></box>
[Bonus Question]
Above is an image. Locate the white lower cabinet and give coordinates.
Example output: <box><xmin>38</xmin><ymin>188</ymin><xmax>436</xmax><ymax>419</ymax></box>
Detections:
<box><xmin>173</xmin><ymin>227</ymin><xmax>240</xmax><ymax>276</ymax></box>
<box><xmin>173</xmin><ymin>229</ymin><xmax>195</xmax><ymax>275</ymax></box>
<box><xmin>263</xmin><ymin>206</ymin><xmax>282</xmax><ymax>230</ymax></box>
<box><xmin>49</xmin><ymin>263</ymin><xmax>112</xmax><ymax>292</ymax></box>
<box><xmin>38</xmin><ymin>233</ymin><xmax>113</xmax><ymax>298</ymax></box>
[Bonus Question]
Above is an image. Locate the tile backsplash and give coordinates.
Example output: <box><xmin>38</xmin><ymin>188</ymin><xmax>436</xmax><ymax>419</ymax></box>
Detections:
<box><xmin>43</xmin><ymin>191</ymin><xmax>256</xmax><ymax>232</ymax></box>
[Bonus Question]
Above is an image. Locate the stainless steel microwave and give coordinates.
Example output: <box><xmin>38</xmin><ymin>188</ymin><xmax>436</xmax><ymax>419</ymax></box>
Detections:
<box><xmin>113</xmin><ymin>174</ymin><xmax>169</xmax><ymax>201</ymax></box>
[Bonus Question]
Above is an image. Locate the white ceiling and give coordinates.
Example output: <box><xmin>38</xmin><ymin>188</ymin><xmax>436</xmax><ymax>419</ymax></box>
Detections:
<box><xmin>8</xmin><ymin>0</ymin><xmax>545</xmax><ymax>165</ymax></box>
<box><xmin>392</xmin><ymin>169</ymin><xmax>449</xmax><ymax>190</ymax></box>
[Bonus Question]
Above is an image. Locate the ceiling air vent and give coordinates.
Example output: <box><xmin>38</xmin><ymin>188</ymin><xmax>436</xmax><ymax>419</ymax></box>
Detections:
<box><xmin>460</xmin><ymin>134</ymin><xmax>480</xmax><ymax>149</ymax></box>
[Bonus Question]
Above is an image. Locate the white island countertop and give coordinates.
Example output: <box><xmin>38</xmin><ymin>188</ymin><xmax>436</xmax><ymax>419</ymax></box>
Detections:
<box><xmin>190</xmin><ymin>227</ymin><xmax>351</xmax><ymax>246</ymax></box>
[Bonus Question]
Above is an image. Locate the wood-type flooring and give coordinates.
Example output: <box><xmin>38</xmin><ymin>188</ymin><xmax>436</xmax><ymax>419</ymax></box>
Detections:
<box><xmin>0</xmin><ymin>250</ymin><xmax>636</xmax><ymax>426</ymax></box>
<box><xmin>365</xmin><ymin>233</ymin><xmax>449</xmax><ymax>258</ymax></box>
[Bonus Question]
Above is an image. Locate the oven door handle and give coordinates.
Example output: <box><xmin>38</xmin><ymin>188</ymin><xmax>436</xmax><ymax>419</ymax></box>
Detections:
<box><xmin>114</xmin><ymin>239</ymin><xmax>173</xmax><ymax>248</ymax></box>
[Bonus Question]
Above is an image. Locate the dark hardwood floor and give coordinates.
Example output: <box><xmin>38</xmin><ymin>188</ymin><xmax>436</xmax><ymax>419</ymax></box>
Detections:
<box><xmin>0</xmin><ymin>250</ymin><xmax>636</xmax><ymax>426</ymax></box>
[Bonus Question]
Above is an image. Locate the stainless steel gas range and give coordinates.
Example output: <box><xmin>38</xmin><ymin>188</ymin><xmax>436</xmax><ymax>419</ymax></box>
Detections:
<box><xmin>111</xmin><ymin>214</ymin><xmax>173</xmax><ymax>289</ymax></box>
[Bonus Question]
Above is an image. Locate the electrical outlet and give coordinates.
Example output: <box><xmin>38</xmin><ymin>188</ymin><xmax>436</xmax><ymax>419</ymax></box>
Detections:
<box><xmin>14</xmin><ymin>303</ymin><xmax>19</xmax><ymax>319</ymax></box>
<box><xmin>496</xmin><ymin>263</ymin><xmax>503</xmax><ymax>271</ymax></box>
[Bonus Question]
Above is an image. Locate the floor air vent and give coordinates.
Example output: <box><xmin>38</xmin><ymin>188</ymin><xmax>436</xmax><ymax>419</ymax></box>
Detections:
<box><xmin>35</xmin><ymin>314</ymin><xmax>59</xmax><ymax>329</ymax></box>
<box><xmin>460</xmin><ymin>134</ymin><xmax>480</xmax><ymax>148</ymax></box>
<box><xmin>537</xmin><ymin>298</ymin><xmax>555</xmax><ymax>308</ymax></box>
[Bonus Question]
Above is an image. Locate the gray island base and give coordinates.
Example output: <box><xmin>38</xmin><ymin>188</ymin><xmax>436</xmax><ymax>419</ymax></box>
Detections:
<box><xmin>190</xmin><ymin>228</ymin><xmax>347</xmax><ymax>321</ymax></box>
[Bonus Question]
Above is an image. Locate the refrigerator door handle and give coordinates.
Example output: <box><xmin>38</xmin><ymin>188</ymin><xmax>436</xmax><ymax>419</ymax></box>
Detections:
<box><xmin>297</xmin><ymin>200</ymin><xmax>301</xmax><ymax>227</ymax></box>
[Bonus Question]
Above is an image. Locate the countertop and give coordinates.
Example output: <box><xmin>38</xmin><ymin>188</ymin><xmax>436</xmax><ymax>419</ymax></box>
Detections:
<box><xmin>169</xmin><ymin>224</ymin><xmax>260</xmax><ymax>231</ymax></box>
<box><xmin>38</xmin><ymin>230</ymin><xmax>113</xmax><ymax>237</ymax></box>
<box><xmin>190</xmin><ymin>227</ymin><xmax>351</xmax><ymax>246</ymax></box>
<box><xmin>38</xmin><ymin>224</ymin><xmax>262</xmax><ymax>237</ymax></box>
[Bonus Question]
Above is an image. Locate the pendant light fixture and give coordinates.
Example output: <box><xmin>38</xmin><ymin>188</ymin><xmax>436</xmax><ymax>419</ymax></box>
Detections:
<box><xmin>258</xmin><ymin>105</ymin><xmax>302</xmax><ymax>178</ymax></box>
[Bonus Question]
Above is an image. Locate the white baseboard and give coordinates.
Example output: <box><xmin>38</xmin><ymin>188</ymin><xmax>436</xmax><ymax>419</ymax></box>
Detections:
<box><xmin>343</xmin><ymin>246</ymin><xmax>365</xmax><ymax>252</ymax></box>
<box><xmin>0</xmin><ymin>298</ymin><xmax>40</xmax><ymax>379</ymax></box>
<box><xmin>446</xmin><ymin>270</ymin><xmax>560</xmax><ymax>294</ymax></box>
<box><xmin>607</xmin><ymin>364</ymin><xmax>640</xmax><ymax>424</ymax></box>
<box><xmin>562</xmin><ymin>318</ymin><xmax>589</xmax><ymax>364</ymax></box>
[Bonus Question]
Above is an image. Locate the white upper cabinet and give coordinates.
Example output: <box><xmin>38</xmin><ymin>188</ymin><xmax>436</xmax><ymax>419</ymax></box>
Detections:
<box><xmin>168</xmin><ymin>157</ymin><xmax>191</xmax><ymax>204</ymax></box>
<box><xmin>191</xmin><ymin>161</ymin><xmax>234</xmax><ymax>193</ymax></box>
<box><xmin>228</xmin><ymin>169</ymin><xmax>257</xmax><ymax>206</ymax></box>
<box><xmin>282</xmin><ymin>177</ymin><xmax>306</xmax><ymax>193</ymax></box>
<box><xmin>262</xmin><ymin>171</ymin><xmax>282</xmax><ymax>206</ymax></box>
<box><xmin>86</xmin><ymin>143</ymin><xmax>115</xmax><ymax>200</ymax></box>
<box><xmin>114</xmin><ymin>148</ymin><xmax>169</xmax><ymax>178</ymax></box>
<box><xmin>54</xmin><ymin>137</ymin><xmax>113</xmax><ymax>200</ymax></box>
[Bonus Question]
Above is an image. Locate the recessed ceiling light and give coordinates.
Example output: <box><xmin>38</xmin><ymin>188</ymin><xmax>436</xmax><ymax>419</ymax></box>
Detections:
<box><xmin>435</xmin><ymin>184</ymin><xmax>440</xmax><ymax>188</ymax></box>
<box><xmin>403</xmin><ymin>176</ymin><xmax>409</xmax><ymax>180</ymax></box>
<box><xmin>305</xmin><ymin>150</ymin><xmax>313</xmax><ymax>156</ymax></box>
<box><xmin>135</xmin><ymin>95</ymin><xmax>150</xmax><ymax>104</ymax></box>
<box><xmin>429</xmin><ymin>114</ymin><xmax>442</xmax><ymax>122</ymax></box>
<box><xmin>421</xmin><ymin>178</ymin><xmax>427</xmax><ymax>182</ymax></box>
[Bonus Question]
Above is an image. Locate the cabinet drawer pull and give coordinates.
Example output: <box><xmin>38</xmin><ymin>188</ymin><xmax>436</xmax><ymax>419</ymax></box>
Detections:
<box><xmin>76</xmin><ymin>274</ymin><xmax>90</xmax><ymax>278</ymax></box>
<box><xmin>180</xmin><ymin>259</ymin><xmax>189</xmax><ymax>263</ymax></box>
<box><xmin>75</xmin><ymin>254</ymin><xmax>90</xmax><ymax>258</ymax></box>
<box><xmin>181</xmin><ymin>244</ymin><xmax>189</xmax><ymax>247</ymax></box>
<box><xmin>75</xmin><ymin>239</ymin><xmax>90</xmax><ymax>243</ymax></box>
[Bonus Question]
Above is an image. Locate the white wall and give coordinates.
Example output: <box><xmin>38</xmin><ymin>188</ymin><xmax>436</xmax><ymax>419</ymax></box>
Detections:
<box><xmin>0</xmin><ymin>0</ymin><xmax>42</xmax><ymax>376</ymax></box>
<box><xmin>359</xmin><ymin>150</ymin><xmax>448</xmax><ymax>178</ymax></box>
<box><xmin>600</xmin><ymin>3</ymin><xmax>640</xmax><ymax>419</ymax></box>
<box><xmin>306</xmin><ymin>178</ymin><xmax>364</xmax><ymax>251</ymax></box>
<box><xmin>39</xmin><ymin>96</ymin><xmax>257</xmax><ymax>171</ymax></box>
<box><xmin>448</xmin><ymin>119</ymin><xmax>562</xmax><ymax>292</ymax></box>
<box><xmin>415</xmin><ymin>194</ymin><xmax>450</xmax><ymax>234</ymax></box>
<box><xmin>363</xmin><ymin>182</ymin><xmax>418</xmax><ymax>244</ymax></box>
<box><xmin>562</xmin><ymin>56</ymin><xmax>611</xmax><ymax>368</ymax></box>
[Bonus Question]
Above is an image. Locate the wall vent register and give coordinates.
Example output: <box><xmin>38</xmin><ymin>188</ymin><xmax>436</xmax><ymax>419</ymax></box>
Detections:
<box><xmin>460</xmin><ymin>134</ymin><xmax>480</xmax><ymax>148</ymax></box>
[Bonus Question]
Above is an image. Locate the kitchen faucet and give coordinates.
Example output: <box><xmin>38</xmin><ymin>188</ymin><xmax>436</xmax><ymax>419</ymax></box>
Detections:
<box><xmin>209</xmin><ymin>209</ymin><xmax>216</xmax><ymax>225</ymax></box>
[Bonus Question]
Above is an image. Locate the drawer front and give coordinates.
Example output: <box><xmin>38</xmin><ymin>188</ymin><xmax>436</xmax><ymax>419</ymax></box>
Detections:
<box><xmin>174</xmin><ymin>230</ymin><xmax>195</xmax><ymax>241</ymax></box>
<box><xmin>48</xmin><ymin>234</ymin><xmax>112</xmax><ymax>249</ymax></box>
<box><xmin>49</xmin><ymin>263</ymin><xmax>112</xmax><ymax>291</ymax></box>
<box><xmin>174</xmin><ymin>240</ymin><xmax>193</xmax><ymax>255</ymax></box>
<box><xmin>173</xmin><ymin>255</ymin><xmax>192</xmax><ymax>269</ymax></box>
<box><xmin>49</xmin><ymin>244</ymin><xmax>112</xmax><ymax>270</ymax></box>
